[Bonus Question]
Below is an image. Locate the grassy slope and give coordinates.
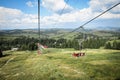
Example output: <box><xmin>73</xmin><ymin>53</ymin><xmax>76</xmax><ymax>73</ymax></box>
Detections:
<box><xmin>0</xmin><ymin>49</ymin><xmax>120</xmax><ymax>80</ymax></box>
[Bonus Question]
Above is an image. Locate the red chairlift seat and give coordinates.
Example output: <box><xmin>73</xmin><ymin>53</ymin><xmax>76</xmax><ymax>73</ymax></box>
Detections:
<box><xmin>72</xmin><ymin>52</ymin><xmax>85</xmax><ymax>57</ymax></box>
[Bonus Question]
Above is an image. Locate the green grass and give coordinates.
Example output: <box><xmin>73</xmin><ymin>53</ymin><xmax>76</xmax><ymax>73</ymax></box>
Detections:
<box><xmin>0</xmin><ymin>49</ymin><xmax>120</xmax><ymax>80</ymax></box>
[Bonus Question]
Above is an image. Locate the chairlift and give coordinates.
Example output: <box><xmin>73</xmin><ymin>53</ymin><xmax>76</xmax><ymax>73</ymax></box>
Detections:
<box><xmin>72</xmin><ymin>26</ymin><xmax>87</xmax><ymax>57</ymax></box>
<box><xmin>37</xmin><ymin>43</ymin><xmax>48</xmax><ymax>54</ymax></box>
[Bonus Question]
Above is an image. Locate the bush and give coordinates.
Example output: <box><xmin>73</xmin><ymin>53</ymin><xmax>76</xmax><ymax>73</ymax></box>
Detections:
<box><xmin>104</xmin><ymin>40</ymin><xmax>120</xmax><ymax>50</ymax></box>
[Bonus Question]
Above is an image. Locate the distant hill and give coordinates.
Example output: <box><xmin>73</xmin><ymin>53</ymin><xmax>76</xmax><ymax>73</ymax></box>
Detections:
<box><xmin>88</xmin><ymin>26</ymin><xmax>120</xmax><ymax>32</ymax></box>
<box><xmin>0</xmin><ymin>28</ymin><xmax>120</xmax><ymax>40</ymax></box>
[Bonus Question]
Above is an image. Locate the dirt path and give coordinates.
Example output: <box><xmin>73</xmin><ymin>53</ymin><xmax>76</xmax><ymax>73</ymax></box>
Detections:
<box><xmin>4</xmin><ymin>56</ymin><xmax>16</xmax><ymax>66</ymax></box>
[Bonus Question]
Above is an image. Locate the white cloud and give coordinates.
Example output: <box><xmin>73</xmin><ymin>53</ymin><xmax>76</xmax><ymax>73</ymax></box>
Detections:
<box><xmin>0</xmin><ymin>0</ymin><xmax>120</xmax><ymax>29</ymax></box>
<box><xmin>0</xmin><ymin>7</ymin><xmax>23</xmax><ymax>19</ymax></box>
<box><xmin>0</xmin><ymin>7</ymin><xmax>38</xmax><ymax>29</ymax></box>
<box><xmin>41</xmin><ymin>0</ymin><xmax>73</xmax><ymax>14</ymax></box>
<box><xmin>88</xmin><ymin>0</ymin><xmax>120</xmax><ymax>19</ymax></box>
<box><xmin>26</xmin><ymin>0</ymin><xmax>37</xmax><ymax>7</ymax></box>
<box><xmin>40</xmin><ymin>0</ymin><xmax>120</xmax><ymax>28</ymax></box>
<box><xmin>26</xmin><ymin>1</ymin><xmax>34</xmax><ymax>7</ymax></box>
<box><xmin>89</xmin><ymin>0</ymin><xmax>120</xmax><ymax>13</ymax></box>
<box><xmin>41</xmin><ymin>0</ymin><xmax>120</xmax><ymax>24</ymax></box>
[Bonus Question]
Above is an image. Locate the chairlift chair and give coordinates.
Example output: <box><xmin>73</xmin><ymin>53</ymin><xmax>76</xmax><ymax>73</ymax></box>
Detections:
<box><xmin>72</xmin><ymin>26</ymin><xmax>86</xmax><ymax>57</ymax></box>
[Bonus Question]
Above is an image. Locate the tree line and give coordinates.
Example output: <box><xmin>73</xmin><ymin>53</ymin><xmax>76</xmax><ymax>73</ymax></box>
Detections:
<box><xmin>0</xmin><ymin>36</ymin><xmax>79</xmax><ymax>51</ymax></box>
<box><xmin>105</xmin><ymin>40</ymin><xmax>120</xmax><ymax>50</ymax></box>
<box><xmin>0</xmin><ymin>36</ymin><xmax>119</xmax><ymax>51</ymax></box>
<box><xmin>83</xmin><ymin>38</ymin><xmax>107</xmax><ymax>49</ymax></box>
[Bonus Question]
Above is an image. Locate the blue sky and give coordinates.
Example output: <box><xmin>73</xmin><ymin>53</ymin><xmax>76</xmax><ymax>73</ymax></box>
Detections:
<box><xmin>0</xmin><ymin>0</ymin><xmax>38</xmax><ymax>14</ymax></box>
<box><xmin>0</xmin><ymin>0</ymin><xmax>120</xmax><ymax>30</ymax></box>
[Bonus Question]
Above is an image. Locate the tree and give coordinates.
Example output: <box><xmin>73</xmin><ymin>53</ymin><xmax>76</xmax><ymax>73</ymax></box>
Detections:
<box><xmin>21</xmin><ymin>45</ymin><xmax>28</xmax><ymax>50</ymax></box>
<box><xmin>113</xmin><ymin>40</ymin><xmax>117</xmax><ymax>49</ymax></box>
<box><xmin>72</xmin><ymin>39</ymin><xmax>79</xmax><ymax>50</ymax></box>
<box><xmin>116</xmin><ymin>42</ymin><xmax>120</xmax><ymax>50</ymax></box>
<box><xmin>105</xmin><ymin>42</ymin><xmax>111</xmax><ymax>49</ymax></box>
<box><xmin>118</xmin><ymin>36</ymin><xmax>120</xmax><ymax>39</ymax></box>
<box><xmin>0</xmin><ymin>49</ymin><xmax>3</xmax><ymax>57</ymax></box>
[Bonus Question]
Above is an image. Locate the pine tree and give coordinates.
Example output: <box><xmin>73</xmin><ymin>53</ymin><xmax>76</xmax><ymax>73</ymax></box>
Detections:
<box><xmin>0</xmin><ymin>49</ymin><xmax>3</xmax><ymax>57</ymax></box>
<box><xmin>72</xmin><ymin>39</ymin><xmax>79</xmax><ymax>50</ymax></box>
<box><xmin>105</xmin><ymin>42</ymin><xmax>111</xmax><ymax>49</ymax></box>
<box><xmin>113</xmin><ymin>40</ymin><xmax>117</xmax><ymax>49</ymax></box>
<box><xmin>116</xmin><ymin>42</ymin><xmax>120</xmax><ymax>50</ymax></box>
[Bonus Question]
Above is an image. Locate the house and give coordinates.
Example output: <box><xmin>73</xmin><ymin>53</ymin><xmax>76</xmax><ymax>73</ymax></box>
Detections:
<box><xmin>11</xmin><ymin>48</ymin><xmax>19</xmax><ymax>51</ymax></box>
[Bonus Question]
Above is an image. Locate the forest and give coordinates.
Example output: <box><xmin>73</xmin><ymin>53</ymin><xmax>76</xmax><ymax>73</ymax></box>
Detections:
<box><xmin>0</xmin><ymin>35</ymin><xmax>120</xmax><ymax>51</ymax></box>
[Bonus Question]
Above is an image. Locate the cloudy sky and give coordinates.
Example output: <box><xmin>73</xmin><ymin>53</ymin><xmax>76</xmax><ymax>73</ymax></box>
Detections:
<box><xmin>0</xmin><ymin>0</ymin><xmax>120</xmax><ymax>30</ymax></box>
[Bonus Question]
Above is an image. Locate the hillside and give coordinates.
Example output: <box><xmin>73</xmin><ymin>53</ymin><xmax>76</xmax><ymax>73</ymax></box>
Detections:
<box><xmin>0</xmin><ymin>48</ymin><xmax>120</xmax><ymax>80</ymax></box>
<box><xmin>0</xmin><ymin>28</ymin><xmax>120</xmax><ymax>40</ymax></box>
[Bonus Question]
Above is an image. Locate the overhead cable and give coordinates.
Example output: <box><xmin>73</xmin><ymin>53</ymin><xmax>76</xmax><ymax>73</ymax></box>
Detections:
<box><xmin>71</xmin><ymin>2</ymin><xmax>120</xmax><ymax>33</ymax></box>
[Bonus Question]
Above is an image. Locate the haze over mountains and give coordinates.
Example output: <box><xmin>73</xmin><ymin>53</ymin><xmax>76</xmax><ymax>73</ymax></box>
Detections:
<box><xmin>0</xmin><ymin>27</ymin><xmax>120</xmax><ymax>40</ymax></box>
<box><xmin>1</xmin><ymin>26</ymin><xmax>120</xmax><ymax>31</ymax></box>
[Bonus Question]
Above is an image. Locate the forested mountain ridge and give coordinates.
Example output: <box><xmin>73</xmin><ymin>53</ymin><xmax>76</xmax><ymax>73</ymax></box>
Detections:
<box><xmin>0</xmin><ymin>28</ymin><xmax>120</xmax><ymax>51</ymax></box>
<box><xmin>0</xmin><ymin>28</ymin><xmax>120</xmax><ymax>39</ymax></box>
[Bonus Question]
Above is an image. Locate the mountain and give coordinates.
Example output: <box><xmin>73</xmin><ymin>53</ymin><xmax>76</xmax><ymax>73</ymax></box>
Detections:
<box><xmin>0</xmin><ymin>28</ymin><xmax>120</xmax><ymax>40</ymax></box>
<box><xmin>89</xmin><ymin>26</ymin><xmax>120</xmax><ymax>32</ymax></box>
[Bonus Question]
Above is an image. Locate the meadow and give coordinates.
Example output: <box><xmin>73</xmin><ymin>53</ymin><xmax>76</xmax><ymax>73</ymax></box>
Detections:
<box><xmin>0</xmin><ymin>48</ymin><xmax>120</xmax><ymax>80</ymax></box>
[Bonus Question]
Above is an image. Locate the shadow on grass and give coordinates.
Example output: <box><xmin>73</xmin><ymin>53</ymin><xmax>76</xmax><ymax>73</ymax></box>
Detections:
<box><xmin>0</xmin><ymin>54</ymin><xmax>11</xmax><ymax>58</ymax></box>
<box><xmin>46</xmin><ymin>55</ymin><xmax>66</xmax><ymax>60</ymax></box>
<box><xmin>107</xmin><ymin>52</ymin><xmax>120</xmax><ymax>60</ymax></box>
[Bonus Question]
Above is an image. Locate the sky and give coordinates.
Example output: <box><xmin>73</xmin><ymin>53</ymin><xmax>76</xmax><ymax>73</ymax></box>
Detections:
<box><xmin>0</xmin><ymin>0</ymin><xmax>120</xmax><ymax>30</ymax></box>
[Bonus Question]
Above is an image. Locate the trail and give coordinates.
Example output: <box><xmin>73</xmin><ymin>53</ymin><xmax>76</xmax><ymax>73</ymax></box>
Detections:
<box><xmin>0</xmin><ymin>56</ymin><xmax>16</xmax><ymax>69</ymax></box>
<box><xmin>4</xmin><ymin>56</ymin><xmax>16</xmax><ymax>66</ymax></box>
